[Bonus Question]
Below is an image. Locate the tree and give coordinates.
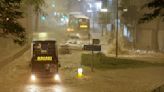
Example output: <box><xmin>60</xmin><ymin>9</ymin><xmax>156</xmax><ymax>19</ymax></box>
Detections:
<box><xmin>139</xmin><ymin>0</ymin><xmax>164</xmax><ymax>22</ymax></box>
<box><xmin>120</xmin><ymin>0</ymin><xmax>141</xmax><ymax>50</ymax></box>
<box><xmin>139</xmin><ymin>0</ymin><xmax>164</xmax><ymax>51</ymax></box>
<box><xmin>98</xmin><ymin>0</ymin><xmax>111</xmax><ymax>36</ymax></box>
<box><xmin>121</xmin><ymin>5</ymin><xmax>140</xmax><ymax>49</ymax></box>
<box><xmin>98</xmin><ymin>12</ymin><xmax>111</xmax><ymax>36</ymax></box>
<box><xmin>23</xmin><ymin>0</ymin><xmax>45</xmax><ymax>32</ymax></box>
<box><xmin>0</xmin><ymin>0</ymin><xmax>26</xmax><ymax>45</ymax></box>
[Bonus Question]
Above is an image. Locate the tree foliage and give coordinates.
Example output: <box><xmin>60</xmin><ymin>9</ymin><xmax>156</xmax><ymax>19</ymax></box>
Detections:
<box><xmin>120</xmin><ymin>0</ymin><xmax>140</xmax><ymax>25</ymax></box>
<box><xmin>139</xmin><ymin>0</ymin><xmax>164</xmax><ymax>23</ymax></box>
<box><xmin>23</xmin><ymin>0</ymin><xmax>45</xmax><ymax>13</ymax></box>
<box><xmin>121</xmin><ymin>5</ymin><xmax>139</xmax><ymax>25</ymax></box>
<box><xmin>0</xmin><ymin>0</ymin><xmax>26</xmax><ymax>46</ymax></box>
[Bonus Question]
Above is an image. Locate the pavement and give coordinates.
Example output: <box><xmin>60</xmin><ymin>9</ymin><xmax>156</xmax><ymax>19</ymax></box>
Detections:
<box><xmin>59</xmin><ymin>50</ymin><xmax>164</xmax><ymax>92</ymax></box>
<box><xmin>0</xmin><ymin>26</ymin><xmax>164</xmax><ymax>92</ymax></box>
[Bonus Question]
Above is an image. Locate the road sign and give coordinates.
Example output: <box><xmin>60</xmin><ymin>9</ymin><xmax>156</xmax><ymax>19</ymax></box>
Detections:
<box><xmin>92</xmin><ymin>39</ymin><xmax>100</xmax><ymax>44</ymax></box>
<box><xmin>83</xmin><ymin>45</ymin><xmax>101</xmax><ymax>51</ymax></box>
<box><xmin>83</xmin><ymin>44</ymin><xmax>101</xmax><ymax>72</ymax></box>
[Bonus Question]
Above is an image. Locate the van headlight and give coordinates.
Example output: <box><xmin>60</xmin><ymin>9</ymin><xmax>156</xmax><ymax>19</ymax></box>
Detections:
<box><xmin>54</xmin><ymin>74</ymin><xmax>61</xmax><ymax>82</ymax></box>
<box><xmin>67</xmin><ymin>28</ymin><xmax>74</xmax><ymax>32</ymax></box>
<box><xmin>31</xmin><ymin>74</ymin><xmax>36</xmax><ymax>81</ymax></box>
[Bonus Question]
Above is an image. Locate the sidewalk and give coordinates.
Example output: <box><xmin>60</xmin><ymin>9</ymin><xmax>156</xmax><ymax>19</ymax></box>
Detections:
<box><xmin>0</xmin><ymin>41</ymin><xmax>30</xmax><ymax>69</ymax></box>
<box><xmin>99</xmin><ymin>33</ymin><xmax>164</xmax><ymax>63</ymax></box>
<box><xmin>59</xmin><ymin>50</ymin><xmax>164</xmax><ymax>92</ymax></box>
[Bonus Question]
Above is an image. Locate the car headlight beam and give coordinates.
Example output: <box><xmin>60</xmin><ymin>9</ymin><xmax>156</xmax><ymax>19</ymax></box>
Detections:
<box><xmin>31</xmin><ymin>74</ymin><xmax>36</xmax><ymax>81</ymax></box>
<box><xmin>54</xmin><ymin>74</ymin><xmax>61</xmax><ymax>82</ymax></box>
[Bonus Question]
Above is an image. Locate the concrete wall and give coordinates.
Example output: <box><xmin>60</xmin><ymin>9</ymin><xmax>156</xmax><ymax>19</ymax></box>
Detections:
<box><xmin>158</xmin><ymin>30</ymin><xmax>164</xmax><ymax>52</ymax></box>
<box><xmin>136</xmin><ymin>29</ymin><xmax>152</xmax><ymax>50</ymax></box>
<box><xmin>136</xmin><ymin>20</ymin><xmax>164</xmax><ymax>52</ymax></box>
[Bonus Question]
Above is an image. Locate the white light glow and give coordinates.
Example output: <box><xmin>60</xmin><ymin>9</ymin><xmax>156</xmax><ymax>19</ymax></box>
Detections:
<box><xmin>77</xmin><ymin>68</ymin><xmax>83</xmax><ymax>78</ymax></box>
<box><xmin>25</xmin><ymin>84</ymin><xmax>38</xmax><ymax>92</ymax></box>
<box><xmin>88</xmin><ymin>3</ymin><xmax>92</xmax><ymax>8</ymax></box>
<box><xmin>123</xmin><ymin>8</ymin><xmax>128</xmax><ymax>12</ymax></box>
<box><xmin>123</xmin><ymin>25</ymin><xmax>128</xmax><ymax>37</ymax></box>
<box><xmin>76</xmin><ymin>33</ymin><xmax>80</xmax><ymax>37</ymax></box>
<box><xmin>39</xmin><ymin>33</ymin><xmax>47</xmax><ymax>38</ymax></box>
<box><xmin>54</xmin><ymin>74</ymin><xmax>61</xmax><ymax>82</ymax></box>
<box><xmin>53</xmin><ymin>12</ymin><xmax>57</xmax><ymax>16</ymax></box>
<box><xmin>65</xmin><ymin>18</ymin><xmax>68</xmax><ymax>23</ymax></box>
<box><xmin>78</xmin><ymin>68</ymin><xmax>83</xmax><ymax>74</ymax></box>
<box><xmin>101</xmin><ymin>8</ymin><xmax>108</xmax><ymax>12</ymax></box>
<box><xmin>41</xmin><ymin>16</ymin><xmax>46</xmax><ymax>21</ymax></box>
<box><xmin>31</xmin><ymin>74</ymin><xmax>36</xmax><ymax>81</ymax></box>
<box><xmin>6</xmin><ymin>18</ymin><xmax>9</xmax><ymax>20</ymax></box>
<box><xmin>52</xmin><ymin>85</ymin><xmax>64</xmax><ymax>92</ymax></box>
<box><xmin>87</xmin><ymin>9</ymin><xmax>92</xmax><ymax>13</ymax></box>
<box><xmin>95</xmin><ymin>2</ymin><xmax>102</xmax><ymax>11</ymax></box>
<box><xmin>52</xmin><ymin>4</ymin><xmax>55</xmax><ymax>7</ymax></box>
<box><xmin>61</xmin><ymin>18</ymin><xmax>64</xmax><ymax>22</ymax></box>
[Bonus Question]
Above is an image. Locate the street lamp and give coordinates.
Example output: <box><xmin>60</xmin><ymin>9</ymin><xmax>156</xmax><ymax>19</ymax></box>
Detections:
<box><xmin>123</xmin><ymin>8</ymin><xmax>128</xmax><ymax>12</ymax></box>
<box><xmin>115</xmin><ymin>0</ymin><xmax>127</xmax><ymax>58</ymax></box>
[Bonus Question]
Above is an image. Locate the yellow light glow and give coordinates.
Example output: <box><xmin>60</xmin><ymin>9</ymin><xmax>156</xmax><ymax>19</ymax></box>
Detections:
<box><xmin>67</xmin><ymin>28</ymin><xmax>74</xmax><ymax>32</ymax></box>
<box><xmin>77</xmin><ymin>68</ymin><xmax>83</xmax><ymax>78</ymax></box>
<box><xmin>80</xmin><ymin>25</ymin><xmax>88</xmax><ymax>28</ymax></box>
<box><xmin>38</xmin><ymin>32</ymin><xmax>47</xmax><ymax>38</ymax></box>
<box><xmin>37</xmin><ymin>56</ymin><xmax>52</xmax><ymax>61</ymax></box>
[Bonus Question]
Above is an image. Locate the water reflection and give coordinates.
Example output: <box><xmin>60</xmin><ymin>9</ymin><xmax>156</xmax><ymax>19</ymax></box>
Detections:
<box><xmin>25</xmin><ymin>84</ymin><xmax>65</xmax><ymax>92</ymax></box>
<box><xmin>26</xmin><ymin>84</ymin><xmax>39</xmax><ymax>92</ymax></box>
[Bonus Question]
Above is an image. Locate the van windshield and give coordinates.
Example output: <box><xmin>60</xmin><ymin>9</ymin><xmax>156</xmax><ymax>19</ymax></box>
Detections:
<box><xmin>32</xmin><ymin>41</ymin><xmax>58</xmax><ymax>62</ymax></box>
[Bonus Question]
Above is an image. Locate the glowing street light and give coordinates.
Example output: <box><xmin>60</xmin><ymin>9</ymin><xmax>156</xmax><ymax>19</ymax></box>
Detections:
<box><xmin>123</xmin><ymin>8</ymin><xmax>128</xmax><ymax>12</ymax></box>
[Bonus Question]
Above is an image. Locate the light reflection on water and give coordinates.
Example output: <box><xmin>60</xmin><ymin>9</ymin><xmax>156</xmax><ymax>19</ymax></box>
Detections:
<box><xmin>25</xmin><ymin>84</ymin><xmax>65</xmax><ymax>92</ymax></box>
<box><xmin>25</xmin><ymin>84</ymin><xmax>38</xmax><ymax>92</ymax></box>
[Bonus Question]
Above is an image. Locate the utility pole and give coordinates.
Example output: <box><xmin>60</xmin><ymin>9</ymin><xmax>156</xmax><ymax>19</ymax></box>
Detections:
<box><xmin>92</xmin><ymin>0</ymin><xmax>95</xmax><ymax>31</ymax></box>
<box><xmin>116</xmin><ymin>0</ymin><xmax>119</xmax><ymax>58</ymax></box>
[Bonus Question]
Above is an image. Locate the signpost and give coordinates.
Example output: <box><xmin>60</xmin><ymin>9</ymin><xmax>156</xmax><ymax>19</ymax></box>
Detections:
<box><xmin>92</xmin><ymin>39</ymin><xmax>100</xmax><ymax>45</ymax></box>
<box><xmin>83</xmin><ymin>45</ymin><xmax>101</xmax><ymax>51</ymax></box>
<box><xmin>83</xmin><ymin>39</ymin><xmax>101</xmax><ymax>72</ymax></box>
